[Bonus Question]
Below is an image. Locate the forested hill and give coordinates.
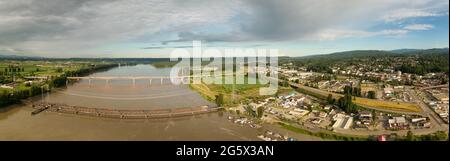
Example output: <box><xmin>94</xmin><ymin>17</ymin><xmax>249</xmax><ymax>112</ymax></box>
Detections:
<box><xmin>0</xmin><ymin>54</ymin><xmax>44</xmax><ymax>60</ymax></box>
<box><xmin>292</xmin><ymin>48</ymin><xmax>448</xmax><ymax>61</ymax></box>
<box><xmin>285</xmin><ymin>48</ymin><xmax>449</xmax><ymax>75</ymax></box>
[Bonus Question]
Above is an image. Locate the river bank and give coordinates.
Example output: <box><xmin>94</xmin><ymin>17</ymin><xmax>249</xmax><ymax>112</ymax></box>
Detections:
<box><xmin>0</xmin><ymin>64</ymin><xmax>326</xmax><ymax>141</ymax></box>
<box><xmin>0</xmin><ymin>101</ymin><xmax>322</xmax><ymax>141</ymax></box>
<box><xmin>0</xmin><ymin>63</ymin><xmax>119</xmax><ymax>108</ymax></box>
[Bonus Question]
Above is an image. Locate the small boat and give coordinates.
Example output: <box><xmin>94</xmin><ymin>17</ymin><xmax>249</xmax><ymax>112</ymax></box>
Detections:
<box><xmin>287</xmin><ymin>137</ymin><xmax>297</xmax><ymax>141</ymax></box>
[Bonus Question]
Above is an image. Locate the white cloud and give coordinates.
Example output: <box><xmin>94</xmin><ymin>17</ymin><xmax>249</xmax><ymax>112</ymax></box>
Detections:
<box><xmin>404</xmin><ymin>24</ymin><xmax>434</xmax><ymax>30</ymax></box>
<box><xmin>0</xmin><ymin>0</ymin><xmax>242</xmax><ymax>57</ymax></box>
<box><xmin>317</xmin><ymin>29</ymin><xmax>409</xmax><ymax>41</ymax></box>
<box><xmin>382</xmin><ymin>9</ymin><xmax>441</xmax><ymax>22</ymax></box>
<box><xmin>0</xmin><ymin>0</ymin><xmax>448</xmax><ymax>57</ymax></box>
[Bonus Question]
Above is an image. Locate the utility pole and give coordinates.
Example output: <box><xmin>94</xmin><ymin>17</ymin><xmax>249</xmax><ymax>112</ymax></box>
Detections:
<box><xmin>41</xmin><ymin>85</ymin><xmax>44</xmax><ymax>103</ymax></box>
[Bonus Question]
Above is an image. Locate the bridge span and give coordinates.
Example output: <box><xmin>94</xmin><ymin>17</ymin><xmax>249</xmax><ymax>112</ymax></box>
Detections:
<box><xmin>65</xmin><ymin>73</ymin><xmax>243</xmax><ymax>86</ymax></box>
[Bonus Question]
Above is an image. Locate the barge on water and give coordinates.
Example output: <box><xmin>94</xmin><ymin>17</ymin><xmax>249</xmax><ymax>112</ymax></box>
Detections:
<box><xmin>30</xmin><ymin>103</ymin><xmax>222</xmax><ymax>119</ymax></box>
<box><xmin>31</xmin><ymin>103</ymin><xmax>55</xmax><ymax>115</ymax></box>
<box><xmin>31</xmin><ymin>106</ymin><xmax>49</xmax><ymax>115</ymax></box>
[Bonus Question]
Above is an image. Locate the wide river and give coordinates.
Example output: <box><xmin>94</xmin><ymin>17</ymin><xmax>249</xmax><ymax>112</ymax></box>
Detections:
<box><xmin>0</xmin><ymin>65</ymin><xmax>320</xmax><ymax>140</ymax></box>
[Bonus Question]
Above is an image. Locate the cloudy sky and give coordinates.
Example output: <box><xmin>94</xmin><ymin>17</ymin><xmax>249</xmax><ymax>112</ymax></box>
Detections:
<box><xmin>0</xmin><ymin>0</ymin><xmax>448</xmax><ymax>58</ymax></box>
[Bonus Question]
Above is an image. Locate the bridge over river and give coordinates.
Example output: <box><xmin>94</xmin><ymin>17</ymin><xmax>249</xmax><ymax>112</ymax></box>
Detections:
<box><xmin>65</xmin><ymin>73</ymin><xmax>246</xmax><ymax>86</ymax></box>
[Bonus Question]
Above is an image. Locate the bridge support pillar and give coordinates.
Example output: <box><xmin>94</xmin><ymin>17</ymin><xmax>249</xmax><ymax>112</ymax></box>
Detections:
<box><xmin>132</xmin><ymin>78</ymin><xmax>136</xmax><ymax>87</ymax></box>
<box><xmin>161</xmin><ymin>78</ymin><xmax>163</xmax><ymax>85</ymax></box>
<box><xmin>88</xmin><ymin>79</ymin><xmax>92</xmax><ymax>87</ymax></box>
<box><xmin>149</xmin><ymin>79</ymin><xmax>152</xmax><ymax>87</ymax></box>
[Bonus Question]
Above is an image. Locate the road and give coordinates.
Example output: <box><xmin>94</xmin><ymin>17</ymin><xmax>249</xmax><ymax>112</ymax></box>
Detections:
<box><xmin>419</xmin><ymin>84</ymin><xmax>449</xmax><ymax>90</ymax></box>
<box><xmin>407</xmin><ymin>88</ymin><xmax>448</xmax><ymax>130</ymax></box>
<box><xmin>266</xmin><ymin>77</ymin><xmax>448</xmax><ymax>137</ymax></box>
<box><xmin>269</xmin><ymin>77</ymin><xmax>424</xmax><ymax>115</ymax></box>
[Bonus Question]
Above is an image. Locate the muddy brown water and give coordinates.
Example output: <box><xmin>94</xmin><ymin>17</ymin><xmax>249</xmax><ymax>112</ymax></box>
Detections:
<box><xmin>0</xmin><ymin>65</ymin><xmax>321</xmax><ymax>140</ymax></box>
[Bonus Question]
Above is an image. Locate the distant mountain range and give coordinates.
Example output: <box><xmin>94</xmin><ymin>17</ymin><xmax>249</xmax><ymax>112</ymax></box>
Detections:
<box><xmin>0</xmin><ymin>54</ymin><xmax>44</xmax><ymax>59</ymax></box>
<box><xmin>292</xmin><ymin>48</ymin><xmax>449</xmax><ymax>60</ymax></box>
<box><xmin>390</xmin><ymin>48</ymin><xmax>449</xmax><ymax>54</ymax></box>
<box><xmin>390</xmin><ymin>48</ymin><xmax>422</xmax><ymax>53</ymax></box>
<box><xmin>1</xmin><ymin>48</ymin><xmax>449</xmax><ymax>60</ymax></box>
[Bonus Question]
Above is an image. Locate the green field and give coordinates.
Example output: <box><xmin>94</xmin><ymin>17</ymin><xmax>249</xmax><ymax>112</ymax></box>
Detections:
<box><xmin>190</xmin><ymin>76</ymin><xmax>264</xmax><ymax>106</ymax></box>
<box><xmin>0</xmin><ymin>61</ymin><xmax>88</xmax><ymax>78</ymax></box>
<box><xmin>1</xmin><ymin>60</ymin><xmax>117</xmax><ymax>108</ymax></box>
<box><xmin>188</xmin><ymin>75</ymin><xmax>285</xmax><ymax>106</ymax></box>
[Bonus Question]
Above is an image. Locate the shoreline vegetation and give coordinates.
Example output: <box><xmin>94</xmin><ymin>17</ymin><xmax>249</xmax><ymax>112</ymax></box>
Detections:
<box><xmin>150</xmin><ymin>61</ymin><xmax>179</xmax><ymax>68</ymax></box>
<box><xmin>278</xmin><ymin>122</ymin><xmax>370</xmax><ymax>141</ymax></box>
<box><xmin>0</xmin><ymin>62</ymin><xmax>118</xmax><ymax>108</ymax></box>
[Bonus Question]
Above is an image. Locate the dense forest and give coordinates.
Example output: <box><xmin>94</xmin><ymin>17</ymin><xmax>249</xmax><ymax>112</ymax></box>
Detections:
<box><xmin>394</xmin><ymin>52</ymin><xmax>449</xmax><ymax>75</ymax></box>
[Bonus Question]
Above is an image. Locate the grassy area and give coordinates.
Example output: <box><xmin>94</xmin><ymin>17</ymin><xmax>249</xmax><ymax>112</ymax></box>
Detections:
<box><xmin>336</xmin><ymin>75</ymin><xmax>350</xmax><ymax>81</ymax></box>
<box><xmin>279</xmin><ymin>122</ymin><xmax>370</xmax><ymax>141</ymax></box>
<box><xmin>150</xmin><ymin>61</ymin><xmax>180</xmax><ymax>68</ymax></box>
<box><xmin>189</xmin><ymin>83</ymin><xmax>217</xmax><ymax>101</ymax></box>
<box><xmin>0</xmin><ymin>61</ymin><xmax>87</xmax><ymax>78</ymax></box>
<box><xmin>190</xmin><ymin>76</ymin><xmax>293</xmax><ymax>106</ymax></box>
<box><xmin>191</xmin><ymin>78</ymin><xmax>294</xmax><ymax>107</ymax></box>
<box><xmin>354</xmin><ymin>97</ymin><xmax>421</xmax><ymax>112</ymax></box>
<box><xmin>189</xmin><ymin>75</ymin><xmax>277</xmax><ymax>106</ymax></box>
<box><xmin>360</xmin><ymin>83</ymin><xmax>378</xmax><ymax>92</ymax></box>
<box><xmin>0</xmin><ymin>88</ymin><xmax>10</xmax><ymax>93</ymax></box>
<box><xmin>1</xmin><ymin>60</ymin><xmax>117</xmax><ymax>108</ymax></box>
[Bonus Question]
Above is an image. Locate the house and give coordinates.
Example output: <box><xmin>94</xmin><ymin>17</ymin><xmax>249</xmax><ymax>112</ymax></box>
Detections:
<box><xmin>288</xmin><ymin>77</ymin><xmax>300</xmax><ymax>82</ymax></box>
<box><xmin>332</xmin><ymin>114</ymin><xmax>353</xmax><ymax>130</ymax></box>
<box><xmin>288</xmin><ymin>110</ymin><xmax>308</xmax><ymax>117</ymax></box>
<box><xmin>359</xmin><ymin>111</ymin><xmax>373</xmax><ymax>120</ymax></box>
<box><xmin>342</xmin><ymin>117</ymin><xmax>354</xmax><ymax>129</ymax></box>
<box><xmin>24</xmin><ymin>81</ymin><xmax>34</xmax><ymax>86</ymax></box>
<box><xmin>298</xmin><ymin>72</ymin><xmax>313</xmax><ymax>79</ymax></box>
<box><xmin>433</xmin><ymin>93</ymin><xmax>449</xmax><ymax>102</ymax></box>
<box><xmin>411</xmin><ymin>118</ymin><xmax>427</xmax><ymax>123</ymax></box>
<box><xmin>332</xmin><ymin>118</ymin><xmax>344</xmax><ymax>129</ymax></box>
<box><xmin>319</xmin><ymin>112</ymin><xmax>328</xmax><ymax>118</ymax></box>
<box><xmin>324</xmin><ymin>105</ymin><xmax>332</xmax><ymax>111</ymax></box>
<box><xmin>311</xmin><ymin>118</ymin><xmax>322</xmax><ymax>124</ymax></box>
<box><xmin>0</xmin><ymin>84</ymin><xmax>13</xmax><ymax>89</ymax></box>
<box><xmin>394</xmin><ymin>86</ymin><xmax>404</xmax><ymax>89</ymax></box>
<box><xmin>388</xmin><ymin>117</ymin><xmax>407</xmax><ymax>128</ymax></box>
<box><xmin>384</xmin><ymin>87</ymin><xmax>394</xmax><ymax>96</ymax></box>
<box><xmin>282</xmin><ymin>70</ymin><xmax>298</xmax><ymax>74</ymax></box>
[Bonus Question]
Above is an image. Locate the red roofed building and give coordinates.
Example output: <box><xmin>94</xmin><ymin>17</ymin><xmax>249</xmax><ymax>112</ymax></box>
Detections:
<box><xmin>377</xmin><ymin>135</ymin><xmax>386</xmax><ymax>141</ymax></box>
